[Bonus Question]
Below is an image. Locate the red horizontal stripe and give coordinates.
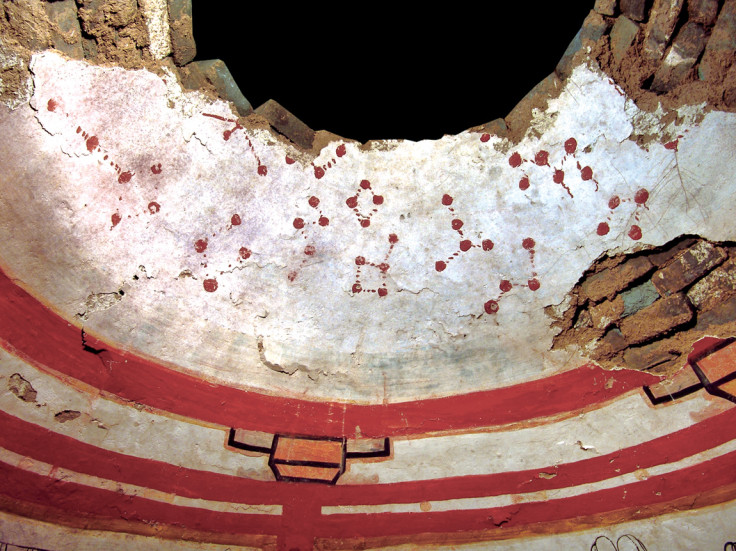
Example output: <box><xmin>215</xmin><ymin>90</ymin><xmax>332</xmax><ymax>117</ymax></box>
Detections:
<box><xmin>1</xmin><ymin>403</ymin><xmax>735</xmax><ymax>509</ymax></box>
<box><xmin>317</xmin><ymin>449</ymin><xmax>736</xmax><ymax>538</ymax></box>
<box><xmin>0</xmin><ymin>461</ymin><xmax>281</xmax><ymax>536</ymax></box>
<box><xmin>0</xmin><ymin>268</ymin><xmax>657</xmax><ymax>437</ymax></box>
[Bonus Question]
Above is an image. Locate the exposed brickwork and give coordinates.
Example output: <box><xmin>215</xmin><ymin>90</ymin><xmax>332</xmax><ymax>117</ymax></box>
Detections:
<box><xmin>621</xmin><ymin>0</ymin><xmax>649</xmax><ymax>21</ymax></box>
<box><xmin>550</xmin><ymin>237</ymin><xmax>736</xmax><ymax>377</ymax></box>
<box><xmin>652</xmin><ymin>241</ymin><xmax>726</xmax><ymax>295</ymax></box>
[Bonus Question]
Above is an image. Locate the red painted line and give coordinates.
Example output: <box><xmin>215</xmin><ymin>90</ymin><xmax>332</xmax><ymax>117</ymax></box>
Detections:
<box><xmin>0</xmin><ymin>461</ymin><xmax>282</xmax><ymax>537</ymax></box>
<box><xmin>0</xmin><ymin>268</ymin><xmax>658</xmax><ymax>437</ymax></box>
<box><xmin>1</xmin><ymin>404</ymin><xmax>736</xmax><ymax>511</ymax></box>
<box><xmin>2</xmin><ymin>434</ymin><xmax>735</xmax><ymax>543</ymax></box>
<box><xmin>316</xmin><ymin>449</ymin><xmax>736</xmax><ymax>538</ymax></box>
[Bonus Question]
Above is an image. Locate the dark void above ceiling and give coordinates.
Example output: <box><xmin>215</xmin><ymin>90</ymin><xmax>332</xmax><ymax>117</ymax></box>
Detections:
<box><xmin>192</xmin><ymin>5</ymin><xmax>591</xmax><ymax>142</ymax></box>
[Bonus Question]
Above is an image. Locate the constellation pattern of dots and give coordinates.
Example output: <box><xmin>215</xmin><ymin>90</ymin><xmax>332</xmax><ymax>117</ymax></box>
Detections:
<box><xmin>597</xmin><ymin>188</ymin><xmax>650</xmax><ymax>240</ymax></box>
<box><xmin>483</xmin><ymin>237</ymin><xmax>541</xmax><ymax>315</ymax></box>
<box><xmin>434</xmin><ymin>194</ymin><xmax>494</xmax><ymax>273</ymax></box>
<box><xmin>352</xmin><ymin>234</ymin><xmax>399</xmax><ymax>297</ymax></box>
<box><xmin>507</xmin><ymin>137</ymin><xmax>598</xmax><ymax>197</ymax></box>
<box><xmin>288</xmin><ymin>196</ymin><xmax>331</xmax><ymax>282</ymax></box>
<box><xmin>345</xmin><ymin>179</ymin><xmax>384</xmax><ymax>228</ymax></box>
<box><xmin>202</xmin><ymin>113</ymin><xmax>267</xmax><ymax>176</ymax></box>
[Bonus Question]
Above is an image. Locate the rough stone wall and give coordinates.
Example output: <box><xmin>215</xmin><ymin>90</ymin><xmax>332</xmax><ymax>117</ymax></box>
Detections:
<box><xmin>551</xmin><ymin>236</ymin><xmax>736</xmax><ymax>375</ymax></box>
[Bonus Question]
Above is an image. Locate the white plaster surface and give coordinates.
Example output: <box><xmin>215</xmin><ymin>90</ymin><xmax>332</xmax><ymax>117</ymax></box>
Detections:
<box><xmin>0</xmin><ymin>52</ymin><xmax>734</xmax><ymax>403</ymax></box>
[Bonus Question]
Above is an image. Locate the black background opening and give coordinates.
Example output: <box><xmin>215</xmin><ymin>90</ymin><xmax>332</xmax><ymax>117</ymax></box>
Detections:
<box><xmin>192</xmin><ymin>4</ymin><xmax>591</xmax><ymax>142</ymax></box>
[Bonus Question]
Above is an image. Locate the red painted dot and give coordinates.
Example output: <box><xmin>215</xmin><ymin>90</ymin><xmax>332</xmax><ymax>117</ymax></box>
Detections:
<box><xmin>664</xmin><ymin>139</ymin><xmax>679</xmax><ymax>150</ymax></box>
<box><xmin>336</xmin><ymin>144</ymin><xmax>346</xmax><ymax>157</ymax></box>
<box><xmin>634</xmin><ymin>188</ymin><xmax>649</xmax><ymax>204</ymax></box>
<box><xmin>346</xmin><ymin>196</ymin><xmax>358</xmax><ymax>208</ymax></box>
<box><xmin>482</xmin><ymin>239</ymin><xmax>494</xmax><ymax>251</ymax></box>
<box><xmin>314</xmin><ymin>166</ymin><xmax>325</xmax><ymax>179</ymax></box>
<box><xmin>519</xmin><ymin>177</ymin><xmax>530</xmax><ymax>191</ymax></box>
<box><xmin>373</xmin><ymin>195</ymin><xmax>384</xmax><ymax>205</ymax></box>
<box><xmin>435</xmin><ymin>260</ymin><xmax>447</xmax><ymax>272</ymax></box>
<box><xmin>564</xmin><ymin>138</ymin><xmax>577</xmax><ymax>154</ymax></box>
<box><xmin>86</xmin><ymin>136</ymin><xmax>99</xmax><ymax>153</ymax></box>
<box><xmin>378</xmin><ymin>288</ymin><xmax>388</xmax><ymax>297</ymax></box>
<box><xmin>451</xmin><ymin>219</ymin><xmax>464</xmax><ymax>231</ymax></box>
<box><xmin>608</xmin><ymin>195</ymin><xmax>621</xmax><ymax>209</ymax></box>
<box><xmin>580</xmin><ymin>166</ymin><xmax>593</xmax><ymax>181</ymax></box>
<box><xmin>500</xmin><ymin>280</ymin><xmax>512</xmax><ymax>292</ymax></box>
<box><xmin>231</xmin><ymin>214</ymin><xmax>241</xmax><ymax>225</ymax></box>
<box><xmin>194</xmin><ymin>238</ymin><xmax>208</xmax><ymax>253</ymax></box>
<box><xmin>288</xmin><ymin>271</ymin><xmax>298</xmax><ymax>282</ymax></box>
<box><xmin>480</xmin><ymin>133</ymin><xmax>490</xmax><ymax>142</ymax></box>
<box><xmin>293</xmin><ymin>218</ymin><xmax>305</xmax><ymax>229</ymax></box>
<box><xmin>484</xmin><ymin>300</ymin><xmax>499</xmax><ymax>314</ymax></box>
<box><xmin>118</xmin><ymin>171</ymin><xmax>133</xmax><ymax>184</ymax></box>
<box><xmin>257</xmin><ymin>165</ymin><xmax>267</xmax><ymax>176</ymax></box>
<box><xmin>147</xmin><ymin>201</ymin><xmax>160</xmax><ymax>214</ymax></box>
<box><xmin>378</xmin><ymin>263</ymin><xmax>389</xmax><ymax>273</ymax></box>
<box><xmin>309</xmin><ymin>196</ymin><xmax>320</xmax><ymax>208</ymax></box>
<box><xmin>597</xmin><ymin>222</ymin><xmax>610</xmax><ymax>236</ymax></box>
<box><xmin>47</xmin><ymin>98</ymin><xmax>58</xmax><ymax>111</ymax></box>
<box><xmin>442</xmin><ymin>194</ymin><xmax>454</xmax><ymax>206</ymax></box>
<box><xmin>459</xmin><ymin>239</ymin><xmax>472</xmax><ymax>252</ymax></box>
<box><xmin>509</xmin><ymin>152</ymin><xmax>522</xmax><ymax>168</ymax></box>
<box><xmin>203</xmin><ymin>279</ymin><xmax>218</xmax><ymax>292</ymax></box>
<box><xmin>360</xmin><ymin>179</ymin><xmax>371</xmax><ymax>190</ymax></box>
<box><xmin>352</xmin><ymin>283</ymin><xmax>362</xmax><ymax>293</ymax></box>
<box><xmin>285</xmin><ymin>156</ymin><xmax>295</xmax><ymax>164</ymax></box>
<box><xmin>239</xmin><ymin>247</ymin><xmax>251</xmax><ymax>259</ymax></box>
<box><xmin>534</xmin><ymin>151</ymin><xmax>549</xmax><ymax>166</ymax></box>
<box><xmin>528</xmin><ymin>278</ymin><xmax>540</xmax><ymax>291</ymax></box>
<box><xmin>151</xmin><ymin>163</ymin><xmax>162</xmax><ymax>174</ymax></box>
<box><xmin>355</xmin><ymin>256</ymin><xmax>366</xmax><ymax>266</ymax></box>
<box><xmin>389</xmin><ymin>233</ymin><xmax>398</xmax><ymax>244</ymax></box>
<box><xmin>304</xmin><ymin>245</ymin><xmax>316</xmax><ymax>256</ymax></box>
<box><xmin>522</xmin><ymin>237</ymin><xmax>535</xmax><ymax>250</ymax></box>
<box><xmin>318</xmin><ymin>216</ymin><xmax>329</xmax><ymax>226</ymax></box>
<box><xmin>553</xmin><ymin>169</ymin><xmax>565</xmax><ymax>184</ymax></box>
<box><xmin>111</xmin><ymin>213</ymin><xmax>121</xmax><ymax>227</ymax></box>
<box><xmin>628</xmin><ymin>225</ymin><xmax>642</xmax><ymax>240</ymax></box>
<box><xmin>360</xmin><ymin>219</ymin><xmax>371</xmax><ymax>228</ymax></box>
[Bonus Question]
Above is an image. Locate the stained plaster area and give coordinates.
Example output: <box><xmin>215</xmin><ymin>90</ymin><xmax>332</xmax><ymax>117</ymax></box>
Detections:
<box><xmin>0</xmin><ymin>51</ymin><xmax>734</xmax><ymax>403</ymax></box>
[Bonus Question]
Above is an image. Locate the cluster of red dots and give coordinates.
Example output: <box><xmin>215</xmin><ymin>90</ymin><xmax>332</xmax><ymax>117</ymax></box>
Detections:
<box><xmin>352</xmin><ymin>234</ymin><xmax>399</xmax><ymax>297</ymax></box>
<box><xmin>203</xmin><ymin>113</ymin><xmax>267</xmax><ymax>176</ymax></box>
<box><xmin>346</xmin><ymin>180</ymin><xmax>384</xmax><ymax>228</ymax></box>
<box><xmin>310</xmin><ymin>143</ymin><xmax>347</xmax><ymax>179</ymax></box>
<box><xmin>434</xmin><ymin>194</ymin><xmax>494</xmax><ymax>272</ymax></box>
<box><xmin>508</xmin><ymin>137</ymin><xmax>597</xmax><ymax>198</ymax></box>
<box><xmin>483</xmin><ymin>237</ymin><xmax>541</xmax><ymax>315</ymax></box>
<box><xmin>596</xmin><ymin>188</ymin><xmax>649</xmax><ymax>240</ymax></box>
<box><xmin>293</xmin><ymin>196</ymin><xmax>330</xmax><ymax>234</ymax></box>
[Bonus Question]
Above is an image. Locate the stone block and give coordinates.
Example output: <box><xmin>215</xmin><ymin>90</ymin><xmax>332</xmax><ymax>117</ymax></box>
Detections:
<box><xmin>699</xmin><ymin>0</ymin><xmax>736</xmax><ymax>82</ymax></box>
<box><xmin>623</xmin><ymin>336</ymin><xmax>682</xmax><ymax>370</ymax></box>
<box><xmin>619</xmin><ymin>294</ymin><xmax>693</xmax><ymax>344</ymax></box>
<box><xmin>688</xmin><ymin>0</ymin><xmax>720</xmax><ymax>26</ymax></box>
<box><xmin>645</xmin><ymin>237</ymin><xmax>698</xmax><ymax>266</ymax></box>
<box><xmin>255</xmin><ymin>100</ymin><xmax>315</xmax><ymax>150</ymax></box>
<box><xmin>596</xmin><ymin>327</ymin><xmax>629</xmax><ymax>355</ymax></box>
<box><xmin>696</xmin><ymin>293</ymin><xmax>736</xmax><ymax>330</ymax></box>
<box><xmin>652</xmin><ymin>240</ymin><xmax>726</xmax><ymax>295</ymax></box>
<box><xmin>642</xmin><ymin>0</ymin><xmax>684</xmax><ymax>61</ymax></box>
<box><xmin>687</xmin><ymin>257</ymin><xmax>736</xmax><ymax>311</ymax></box>
<box><xmin>557</xmin><ymin>11</ymin><xmax>612</xmax><ymax>79</ymax></box>
<box><xmin>168</xmin><ymin>0</ymin><xmax>195</xmax><ymax>65</ymax></box>
<box><xmin>589</xmin><ymin>295</ymin><xmax>625</xmax><ymax>329</ymax></box>
<box><xmin>581</xmin><ymin>256</ymin><xmax>653</xmax><ymax>302</ymax></box>
<box><xmin>651</xmin><ymin>22</ymin><xmax>707</xmax><ymax>91</ymax></box>
<box><xmin>621</xmin><ymin>279</ymin><xmax>659</xmax><ymax>316</ymax></box>
<box><xmin>44</xmin><ymin>0</ymin><xmax>85</xmax><ymax>59</ymax></box>
<box><xmin>181</xmin><ymin>59</ymin><xmax>252</xmax><ymax>116</ymax></box>
<box><xmin>621</xmin><ymin>0</ymin><xmax>649</xmax><ymax>21</ymax></box>
<box><xmin>595</xmin><ymin>0</ymin><xmax>618</xmax><ymax>16</ymax></box>
<box><xmin>610</xmin><ymin>16</ymin><xmax>641</xmax><ymax>63</ymax></box>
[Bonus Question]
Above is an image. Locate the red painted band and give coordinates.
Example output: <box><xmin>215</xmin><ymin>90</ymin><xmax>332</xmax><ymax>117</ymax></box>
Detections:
<box><xmin>0</xmin><ymin>268</ymin><xmax>658</xmax><ymax>437</ymax></box>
